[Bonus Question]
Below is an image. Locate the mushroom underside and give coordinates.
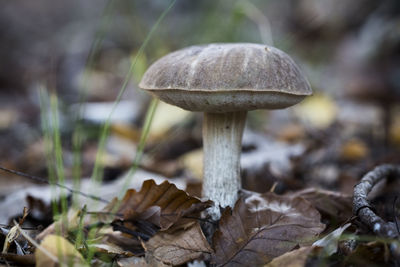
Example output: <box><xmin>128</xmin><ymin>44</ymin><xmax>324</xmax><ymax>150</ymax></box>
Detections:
<box><xmin>147</xmin><ymin>89</ymin><xmax>307</xmax><ymax>112</ymax></box>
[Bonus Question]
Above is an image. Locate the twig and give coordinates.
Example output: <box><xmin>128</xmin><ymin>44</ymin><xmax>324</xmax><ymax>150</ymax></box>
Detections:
<box><xmin>353</xmin><ymin>164</ymin><xmax>400</xmax><ymax>238</ymax></box>
<box><xmin>0</xmin><ymin>223</ymin><xmax>41</xmax><ymax>230</ymax></box>
<box><xmin>86</xmin><ymin>211</ymin><xmax>123</xmax><ymax>217</ymax></box>
<box><xmin>0</xmin><ymin>165</ymin><xmax>109</xmax><ymax>204</ymax></box>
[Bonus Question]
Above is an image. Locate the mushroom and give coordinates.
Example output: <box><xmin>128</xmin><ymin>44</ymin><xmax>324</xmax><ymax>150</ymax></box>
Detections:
<box><xmin>139</xmin><ymin>43</ymin><xmax>312</xmax><ymax>219</ymax></box>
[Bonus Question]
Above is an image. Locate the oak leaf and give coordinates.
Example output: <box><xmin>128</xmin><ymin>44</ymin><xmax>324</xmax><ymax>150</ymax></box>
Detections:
<box><xmin>212</xmin><ymin>193</ymin><xmax>325</xmax><ymax>266</ymax></box>
<box><xmin>144</xmin><ymin>221</ymin><xmax>212</xmax><ymax>266</ymax></box>
<box><xmin>289</xmin><ymin>188</ymin><xmax>352</xmax><ymax>223</ymax></box>
<box><xmin>110</xmin><ymin>180</ymin><xmax>211</xmax><ymax>240</ymax></box>
<box><xmin>265</xmin><ymin>246</ymin><xmax>319</xmax><ymax>267</ymax></box>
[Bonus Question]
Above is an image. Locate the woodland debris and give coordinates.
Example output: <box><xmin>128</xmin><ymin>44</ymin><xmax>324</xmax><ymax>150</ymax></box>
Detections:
<box><xmin>353</xmin><ymin>164</ymin><xmax>400</xmax><ymax>238</ymax></box>
<box><xmin>211</xmin><ymin>192</ymin><xmax>325</xmax><ymax>266</ymax></box>
<box><xmin>265</xmin><ymin>246</ymin><xmax>319</xmax><ymax>267</ymax></box>
<box><xmin>143</xmin><ymin>221</ymin><xmax>212</xmax><ymax>266</ymax></box>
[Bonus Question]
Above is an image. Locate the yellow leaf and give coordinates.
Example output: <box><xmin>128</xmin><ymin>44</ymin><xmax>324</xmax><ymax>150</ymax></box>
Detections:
<box><xmin>2</xmin><ymin>225</ymin><xmax>19</xmax><ymax>253</ymax></box>
<box><xmin>390</xmin><ymin>119</ymin><xmax>400</xmax><ymax>146</ymax></box>
<box><xmin>111</xmin><ymin>123</ymin><xmax>141</xmax><ymax>142</ymax></box>
<box><xmin>340</xmin><ymin>138</ymin><xmax>369</xmax><ymax>161</ymax></box>
<box><xmin>295</xmin><ymin>94</ymin><xmax>337</xmax><ymax>129</ymax></box>
<box><xmin>35</xmin><ymin>235</ymin><xmax>87</xmax><ymax>267</ymax></box>
<box><xmin>179</xmin><ymin>149</ymin><xmax>203</xmax><ymax>180</ymax></box>
<box><xmin>149</xmin><ymin>102</ymin><xmax>190</xmax><ymax>141</ymax></box>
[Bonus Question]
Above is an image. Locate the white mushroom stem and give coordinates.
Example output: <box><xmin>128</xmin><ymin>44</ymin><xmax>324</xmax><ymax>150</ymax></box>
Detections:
<box><xmin>202</xmin><ymin>111</ymin><xmax>247</xmax><ymax>220</ymax></box>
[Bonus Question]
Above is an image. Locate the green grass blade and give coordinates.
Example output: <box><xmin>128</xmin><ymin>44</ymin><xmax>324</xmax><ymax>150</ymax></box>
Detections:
<box><xmin>89</xmin><ymin>0</ymin><xmax>177</xmax><ymax>185</ymax></box>
<box><xmin>85</xmin><ymin>0</ymin><xmax>177</xmax><ymax>263</ymax></box>
<box><xmin>39</xmin><ymin>87</ymin><xmax>69</xmax><ymax>238</ymax></box>
<box><xmin>72</xmin><ymin>0</ymin><xmax>116</xmax><ymax>201</ymax></box>
<box><xmin>49</xmin><ymin>94</ymin><xmax>68</xmax><ymax>216</ymax></box>
<box><xmin>120</xmin><ymin>98</ymin><xmax>159</xmax><ymax>195</ymax></box>
<box><xmin>39</xmin><ymin>88</ymin><xmax>59</xmax><ymax>218</ymax></box>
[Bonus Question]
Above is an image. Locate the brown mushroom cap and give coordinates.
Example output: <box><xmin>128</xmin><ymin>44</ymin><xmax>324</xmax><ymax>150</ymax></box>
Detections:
<box><xmin>139</xmin><ymin>43</ymin><xmax>312</xmax><ymax>112</ymax></box>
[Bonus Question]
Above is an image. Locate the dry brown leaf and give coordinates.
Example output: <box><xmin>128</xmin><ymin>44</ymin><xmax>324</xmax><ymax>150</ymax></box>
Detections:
<box><xmin>145</xmin><ymin>253</ymin><xmax>172</xmax><ymax>267</ymax></box>
<box><xmin>390</xmin><ymin>121</ymin><xmax>400</xmax><ymax>146</ymax></box>
<box><xmin>0</xmin><ymin>253</ymin><xmax>36</xmax><ymax>266</ymax></box>
<box><xmin>117</xmin><ymin>256</ymin><xmax>151</xmax><ymax>267</ymax></box>
<box><xmin>265</xmin><ymin>246</ymin><xmax>319</xmax><ymax>267</ymax></box>
<box><xmin>277</xmin><ymin>123</ymin><xmax>306</xmax><ymax>143</ymax></box>
<box><xmin>340</xmin><ymin>138</ymin><xmax>369</xmax><ymax>161</ymax></box>
<box><xmin>2</xmin><ymin>207</ymin><xmax>29</xmax><ymax>253</ymax></box>
<box><xmin>289</xmin><ymin>188</ymin><xmax>352</xmax><ymax>223</ymax></box>
<box><xmin>113</xmin><ymin>180</ymin><xmax>211</xmax><ymax>233</ymax></box>
<box><xmin>144</xmin><ymin>222</ymin><xmax>212</xmax><ymax>266</ymax></box>
<box><xmin>212</xmin><ymin>193</ymin><xmax>325</xmax><ymax>266</ymax></box>
<box><xmin>103</xmin><ymin>232</ymin><xmax>144</xmax><ymax>256</ymax></box>
<box><xmin>345</xmin><ymin>241</ymin><xmax>391</xmax><ymax>266</ymax></box>
<box><xmin>89</xmin><ymin>243</ymin><xmax>134</xmax><ymax>257</ymax></box>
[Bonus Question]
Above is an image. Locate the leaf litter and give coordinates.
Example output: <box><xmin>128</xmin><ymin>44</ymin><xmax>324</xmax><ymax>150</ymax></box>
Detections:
<box><xmin>2</xmin><ymin>147</ymin><xmax>400</xmax><ymax>266</ymax></box>
<box><xmin>212</xmin><ymin>193</ymin><xmax>325</xmax><ymax>266</ymax></box>
<box><xmin>2</xmin><ymin>86</ymin><xmax>400</xmax><ymax>266</ymax></box>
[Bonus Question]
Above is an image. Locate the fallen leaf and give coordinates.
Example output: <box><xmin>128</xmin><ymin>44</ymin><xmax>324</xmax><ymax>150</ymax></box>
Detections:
<box><xmin>340</xmin><ymin>138</ymin><xmax>369</xmax><ymax>161</ymax></box>
<box><xmin>2</xmin><ymin>224</ymin><xmax>20</xmax><ymax>253</ymax></box>
<box><xmin>103</xmin><ymin>232</ymin><xmax>144</xmax><ymax>256</ymax></box>
<box><xmin>295</xmin><ymin>94</ymin><xmax>337</xmax><ymax>129</ymax></box>
<box><xmin>149</xmin><ymin>102</ymin><xmax>190</xmax><ymax>142</ymax></box>
<box><xmin>35</xmin><ymin>234</ymin><xmax>87</xmax><ymax>267</ymax></box>
<box><xmin>212</xmin><ymin>193</ymin><xmax>325</xmax><ymax>266</ymax></box>
<box><xmin>110</xmin><ymin>180</ymin><xmax>211</xmax><ymax>239</ymax></box>
<box><xmin>390</xmin><ymin>119</ymin><xmax>400</xmax><ymax>146</ymax></box>
<box><xmin>2</xmin><ymin>208</ymin><xmax>29</xmax><ymax>253</ymax></box>
<box><xmin>289</xmin><ymin>188</ymin><xmax>352</xmax><ymax>223</ymax></box>
<box><xmin>313</xmin><ymin>223</ymin><xmax>351</xmax><ymax>256</ymax></box>
<box><xmin>277</xmin><ymin>123</ymin><xmax>306</xmax><ymax>143</ymax></box>
<box><xmin>111</xmin><ymin>123</ymin><xmax>141</xmax><ymax>142</ymax></box>
<box><xmin>0</xmin><ymin>253</ymin><xmax>36</xmax><ymax>266</ymax></box>
<box><xmin>179</xmin><ymin>148</ymin><xmax>203</xmax><ymax>180</ymax></box>
<box><xmin>144</xmin><ymin>222</ymin><xmax>212</xmax><ymax>266</ymax></box>
<box><xmin>0</xmin><ymin>108</ymin><xmax>18</xmax><ymax>129</ymax></box>
<box><xmin>88</xmin><ymin>243</ymin><xmax>134</xmax><ymax>257</ymax></box>
<box><xmin>117</xmin><ymin>256</ymin><xmax>150</xmax><ymax>267</ymax></box>
<box><xmin>265</xmin><ymin>246</ymin><xmax>319</xmax><ymax>267</ymax></box>
<box><xmin>345</xmin><ymin>241</ymin><xmax>391</xmax><ymax>266</ymax></box>
<box><xmin>141</xmin><ymin>158</ymin><xmax>181</xmax><ymax>178</ymax></box>
<box><xmin>76</xmin><ymin>100</ymin><xmax>140</xmax><ymax>124</ymax></box>
<box><xmin>145</xmin><ymin>253</ymin><xmax>172</xmax><ymax>267</ymax></box>
<box><xmin>185</xmin><ymin>180</ymin><xmax>202</xmax><ymax>198</ymax></box>
<box><xmin>26</xmin><ymin>195</ymin><xmax>53</xmax><ymax>226</ymax></box>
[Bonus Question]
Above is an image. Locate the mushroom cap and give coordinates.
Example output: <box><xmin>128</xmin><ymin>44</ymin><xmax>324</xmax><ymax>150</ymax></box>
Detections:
<box><xmin>139</xmin><ymin>43</ymin><xmax>312</xmax><ymax>112</ymax></box>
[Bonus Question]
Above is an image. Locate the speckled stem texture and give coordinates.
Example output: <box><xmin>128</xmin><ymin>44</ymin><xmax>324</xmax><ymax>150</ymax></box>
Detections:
<box><xmin>202</xmin><ymin>111</ymin><xmax>247</xmax><ymax>220</ymax></box>
<box><xmin>353</xmin><ymin>164</ymin><xmax>400</xmax><ymax>238</ymax></box>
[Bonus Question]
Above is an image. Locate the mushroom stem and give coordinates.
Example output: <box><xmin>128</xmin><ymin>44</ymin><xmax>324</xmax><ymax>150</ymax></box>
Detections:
<box><xmin>202</xmin><ymin>111</ymin><xmax>247</xmax><ymax>219</ymax></box>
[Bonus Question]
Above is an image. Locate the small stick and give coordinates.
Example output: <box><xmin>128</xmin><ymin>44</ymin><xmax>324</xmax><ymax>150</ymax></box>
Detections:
<box><xmin>0</xmin><ymin>165</ymin><xmax>109</xmax><ymax>204</ymax></box>
<box><xmin>353</xmin><ymin>164</ymin><xmax>400</xmax><ymax>238</ymax></box>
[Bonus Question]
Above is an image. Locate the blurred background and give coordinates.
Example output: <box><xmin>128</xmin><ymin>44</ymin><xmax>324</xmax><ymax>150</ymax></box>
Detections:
<box><xmin>0</xmin><ymin>0</ymin><xmax>400</xmax><ymax>212</ymax></box>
